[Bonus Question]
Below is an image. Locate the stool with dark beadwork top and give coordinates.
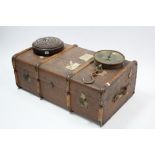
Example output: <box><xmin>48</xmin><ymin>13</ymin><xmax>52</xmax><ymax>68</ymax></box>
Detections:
<box><xmin>32</xmin><ymin>37</ymin><xmax>64</xmax><ymax>56</ymax></box>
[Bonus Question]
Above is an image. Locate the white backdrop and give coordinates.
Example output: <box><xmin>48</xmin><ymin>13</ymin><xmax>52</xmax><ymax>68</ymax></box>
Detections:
<box><xmin>0</xmin><ymin>26</ymin><xmax>155</xmax><ymax>128</ymax></box>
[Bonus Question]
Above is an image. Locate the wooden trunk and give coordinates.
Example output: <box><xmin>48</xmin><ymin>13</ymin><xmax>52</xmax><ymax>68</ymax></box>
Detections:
<box><xmin>12</xmin><ymin>43</ymin><xmax>137</xmax><ymax>126</ymax></box>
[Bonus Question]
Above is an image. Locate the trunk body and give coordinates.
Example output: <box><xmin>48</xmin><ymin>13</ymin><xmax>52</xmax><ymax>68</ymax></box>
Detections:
<box><xmin>12</xmin><ymin>44</ymin><xmax>137</xmax><ymax>126</ymax></box>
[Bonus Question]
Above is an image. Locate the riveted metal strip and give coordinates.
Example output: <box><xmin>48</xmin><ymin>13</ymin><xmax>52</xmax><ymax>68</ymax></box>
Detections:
<box><xmin>66</xmin><ymin>74</ymin><xmax>72</xmax><ymax>111</ymax></box>
<box><xmin>34</xmin><ymin>63</ymin><xmax>42</xmax><ymax>98</ymax></box>
<box><xmin>98</xmin><ymin>88</ymin><xmax>105</xmax><ymax>126</ymax></box>
<box><xmin>98</xmin><ymin>106</ymin><xmax>104</xmax><ymax>126</ymax></box>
